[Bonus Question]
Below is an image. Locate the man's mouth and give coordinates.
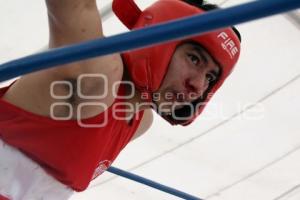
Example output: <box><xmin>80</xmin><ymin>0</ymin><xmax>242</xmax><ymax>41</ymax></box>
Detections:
<box><xmin>173</xmin><ymin>102</ymin><xmax>186</xmax><ymax>110</ymax></box>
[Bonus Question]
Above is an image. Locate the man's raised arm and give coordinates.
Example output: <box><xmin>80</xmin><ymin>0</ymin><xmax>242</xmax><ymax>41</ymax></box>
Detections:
<box><xmin>44</xmin><ymin>0</ymin><xmax>122</xmax><ymax>79</ymax></box>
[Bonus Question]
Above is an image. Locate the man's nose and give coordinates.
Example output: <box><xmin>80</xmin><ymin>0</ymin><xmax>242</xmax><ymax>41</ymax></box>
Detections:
<box><xmin>185</xmin><ymin>75</ymin><xmax>209</xmax><ymax>98</ymax></box>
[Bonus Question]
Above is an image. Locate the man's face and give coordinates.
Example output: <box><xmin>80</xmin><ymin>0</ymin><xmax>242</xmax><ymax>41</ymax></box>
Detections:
<box><xmin>153</xmin><ymin>42</ymin><xmax>221</xmax><ymax>116</ymax></box>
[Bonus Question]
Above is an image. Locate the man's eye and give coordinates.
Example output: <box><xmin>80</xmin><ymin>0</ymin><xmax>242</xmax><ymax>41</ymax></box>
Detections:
<box><xmin>206</xmin><ymin>72</ymin><xmax>217</xmax><ymax>83</ymax></box>
<box><xmin>188</xmin><ymin>54</ymin><xmax>200</xmax><ymax>65</ymax></box>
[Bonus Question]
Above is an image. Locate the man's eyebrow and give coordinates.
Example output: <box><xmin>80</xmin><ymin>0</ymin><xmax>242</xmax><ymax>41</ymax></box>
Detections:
<box><xmin>211</xmin><ymin>69</ymin><xmax>220</xmax><ymax>78</ymax></box>
<box><xmin>193</xmin><ymin>46</ymin><xmax>208</xmax><ymax>65</ymax></box>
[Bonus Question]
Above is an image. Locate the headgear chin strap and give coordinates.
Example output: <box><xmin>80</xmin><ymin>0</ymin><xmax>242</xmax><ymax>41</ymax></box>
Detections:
<box><xmin>113</xmin><ymin>0</ymin><xmax>241</xmax><ymax>126</ymax></box>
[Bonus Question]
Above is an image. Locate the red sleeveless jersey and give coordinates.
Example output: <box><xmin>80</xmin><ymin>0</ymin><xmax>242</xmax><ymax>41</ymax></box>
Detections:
<box><xmin>0</xmin><ymin>84</ymin><xmax>144</xmax><ymax>191</ymax></box>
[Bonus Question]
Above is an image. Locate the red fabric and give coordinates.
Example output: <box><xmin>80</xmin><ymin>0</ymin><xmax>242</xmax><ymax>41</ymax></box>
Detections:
<box><xmin>0</xmin><ymin>84</ymin><xmax>144</xmax><ymax>192</ymax></box>
<box><xmin>113</xmin><ymin>0</ymin><xmax>241</xmax><ymax>125</ymax></box>
<box><xmin>0</xmin><ymin>195</ymin><xmax>9</xmax><ymax>200</ymax></box>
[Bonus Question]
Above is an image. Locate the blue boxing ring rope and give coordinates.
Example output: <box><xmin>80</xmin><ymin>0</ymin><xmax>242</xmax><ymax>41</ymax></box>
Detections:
<box><xmin>1</xmin><ymin>0</ymin><xmax>300</xmax><ymax>199</ymax></box>
<box><xmin>107</xmin><ymin>167</ymin><xmax>202</xmax><ymax>200</ymax></box>
<box><xmin>0</xmin><ymin>0</ymin><xmax>300</xmax><ymax>82</ymax></box>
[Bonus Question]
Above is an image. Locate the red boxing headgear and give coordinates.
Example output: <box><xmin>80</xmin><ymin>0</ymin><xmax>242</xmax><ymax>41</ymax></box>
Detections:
<box><xmin>113</xmin><ymin>0</ymin><xmax>241</xmax><ymax>126</ymax></box>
